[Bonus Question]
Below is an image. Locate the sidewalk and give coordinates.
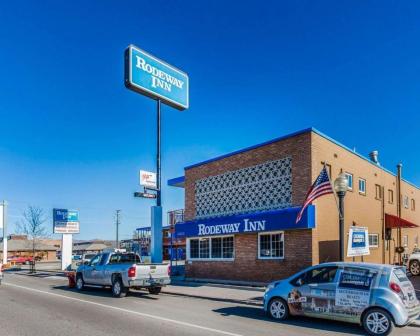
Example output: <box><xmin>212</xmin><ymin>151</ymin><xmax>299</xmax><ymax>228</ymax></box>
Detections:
<box><xmin>162</xmin><ymin>280</ymin><xmax>264</xmax><ymax>307</ymax></box>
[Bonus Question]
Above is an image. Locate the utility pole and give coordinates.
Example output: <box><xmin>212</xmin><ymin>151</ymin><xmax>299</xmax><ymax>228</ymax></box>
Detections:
<box><xmin>1</xmin><ymin>201</ymin><xmax>7</xmax><ymax>265</ymax></box>
<box><xmin>116</xmin><ymin>210</ymin><xmax>121</xmax><ymax>249</ymax></box>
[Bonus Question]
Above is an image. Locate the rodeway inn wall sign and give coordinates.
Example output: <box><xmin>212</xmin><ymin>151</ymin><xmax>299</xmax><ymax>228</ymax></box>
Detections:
<box><xmin>175</xmin><ymin>205</ymin><xmax>316</xmax><ymax>238</ymax></box>
<box><xmin>125</xmin><ymin>45</ymin><xmax>189</xmax><ymax>110</ymax></box>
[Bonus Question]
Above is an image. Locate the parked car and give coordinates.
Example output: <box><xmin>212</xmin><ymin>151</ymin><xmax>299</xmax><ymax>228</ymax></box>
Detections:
<box><xmin>264</xmin><ymin>262</ymin><xmax>420</xmax><ymax>336</ymax></box>
<box><xmin>8</xmin><ymin>256</ymin><xmax>33</xmax><ymax>264</ymax></box>
<box><xmin>76</xmin><ymin>250</ymin><xmax>171</xmax><ymax>298</ymax></box>
<box><xmin>408</xmin><ymin>249</ymin><xmax>420</xmax><ymax>276</ymax></box>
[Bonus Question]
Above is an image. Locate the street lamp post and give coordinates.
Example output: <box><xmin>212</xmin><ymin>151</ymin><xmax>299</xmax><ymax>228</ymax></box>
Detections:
<box><xmin>334</xmin><ymin>173</ymin><xmax>348</xmax><ymax>262</ymax></box>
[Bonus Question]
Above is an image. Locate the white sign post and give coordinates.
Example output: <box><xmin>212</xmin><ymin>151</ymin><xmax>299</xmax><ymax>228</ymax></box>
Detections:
<box><xmin>347</xmin><ymin>226</ymin><xmax>370</xmax><ymax>258</ymax></box>
<box><xmin>61</xmin><ymin>234</ymin><xmax>73</xmax><ymax>271</ymax></box>
<box><xmin>0</xmin><ymin>201</ymin><xmax>7</xmax><ymax>265</ymax></box>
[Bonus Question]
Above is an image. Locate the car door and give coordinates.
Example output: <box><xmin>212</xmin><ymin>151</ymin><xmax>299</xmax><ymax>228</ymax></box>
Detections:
<box><xmin>84</xmin><ymin>254</ymin><xmax>101</xmax><ymax>283</ymax></box>
<box><xmin>288</xmin><ymin>266</ymin><xmax>339</xmax><ymax>319</ymax></box>
<box><xmin>92</xmin><ymin>253</ymin><xmax>109</xmax><ymax>285</ymax></box>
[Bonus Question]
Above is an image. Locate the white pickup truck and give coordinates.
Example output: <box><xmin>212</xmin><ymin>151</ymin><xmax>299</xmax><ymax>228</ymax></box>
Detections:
<box><xmin>408</xmin><ymin>248</ymin><xmax>420</xmax><ymax>276</ymax></box>
<box><xmin>75</xmin><ymin>251</ymin><xmax>170</xmax><ymax>297</ymax></box>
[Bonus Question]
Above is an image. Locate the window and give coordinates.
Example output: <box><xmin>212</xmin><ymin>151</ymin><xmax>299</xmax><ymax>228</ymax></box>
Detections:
<box><xmin>388</xmin><ymin>189</ymin><xmax>394</xmax><ymax>204</ymax></box>
<box><xmin>345</xmin><ymin>172</ymin><xmax>353</xmax><ymax>190</ymax></box>
<box><xmin>375</xmin><ymin>184</ymin><xmax>382</xmax><ymax>200</ymax></box>
<box><xmin>89</xmin><ymin>255</ymin><xmax>101</xmax><ymax>266</ymax></box>
<box><xmin>403</xmin><ymin>196</ymin><xmax>409</xmax><ymax>209</ymax></box>
<box><xmin>188</xmin><ymin>236</ymin><xmax>234</xmax><ymax>260</ymax></box>
<box><xmin>369</xmin><ymin>234</ymin><xmax>379</xmax><ymax>248</ymax></box>
<box><xmin>190</xmin><ymin>239</ymin><xmax>199</xmax><ymax>259</ymax></box>
<box><xmin>411</xmin><ymin>199</ymin><xmax>416</xmax><ymax>211</ymax></box>
<box><xmin>258</xmin><ymin>231</ymin><xmax>284</xmax><ymax>259</ymax></box>
<box><xmin>291</xmin><ymin>266</ymin><xmax>338</xmax><ymax>286</ymax></box>
<box><xmin>358</xmin><ymin>178</ymin><xmax>366</xmax><ymax>195</ymax></box>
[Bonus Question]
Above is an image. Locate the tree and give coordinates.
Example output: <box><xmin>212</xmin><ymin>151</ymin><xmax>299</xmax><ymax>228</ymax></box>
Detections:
<box><xmin>17</xmin><ymin>206</ymin><xmax>48</xmax><ymax>272</ymax></box>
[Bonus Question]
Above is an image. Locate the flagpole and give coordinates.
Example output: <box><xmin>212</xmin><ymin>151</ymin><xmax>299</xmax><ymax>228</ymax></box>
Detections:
<box><xmin>324</xmin><ymin>161</ymin><xmax>343</xmax><ymax>220</ymax></box>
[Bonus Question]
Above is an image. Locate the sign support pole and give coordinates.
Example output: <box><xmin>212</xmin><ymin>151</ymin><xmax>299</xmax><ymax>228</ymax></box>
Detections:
<box><xmin>151</xmin><ymin>100</ymin><xmax>163</xmax><ymax>263</ymax></box>
<box><xmin>61</xmin><ymin>233</ymin><xmax>72</xmax><ymax>271</ymax></box>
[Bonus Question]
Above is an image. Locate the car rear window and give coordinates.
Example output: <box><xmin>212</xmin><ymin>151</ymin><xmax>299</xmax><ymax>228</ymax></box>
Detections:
<box><xmin>393</xmin><ymin>267</ymin><xmax>409</xmax><ymax>283</ymax></box>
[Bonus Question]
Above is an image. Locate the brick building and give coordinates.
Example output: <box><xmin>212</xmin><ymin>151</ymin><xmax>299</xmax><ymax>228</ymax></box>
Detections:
<box><xmin>168</xmin><ymin>128</ymin><xmax>419</xmax><ymax>284</ymax></box>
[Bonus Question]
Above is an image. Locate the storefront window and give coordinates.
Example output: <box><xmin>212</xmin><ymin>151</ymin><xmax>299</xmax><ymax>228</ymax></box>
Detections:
<box><xmin>258</xmin><ymin>231</ymin><xmax>284</xmax><ymax>259</ymax></box>
<box><xmin>211</xmin><ymin>237</ymin><xmax>222</xmax><ymax>258</ymax></box>
<box><xmin>188</xmin><ymin>236</ymin><xmax>234</xmax><ymax>260</ymax></box>
<box><xmin>190</xmin><ymin>239</ymin><xmax>199</xmax><ymax>258</ymax></box>
<box><xmin>222</xmin><ymin>236</ymin><xmax>234</xmax><ymax>258</ymax></box>
<box><xmin>199</xmin><ymin>238</ymin><xmax>210</xmax><ymax>258</ymax></box>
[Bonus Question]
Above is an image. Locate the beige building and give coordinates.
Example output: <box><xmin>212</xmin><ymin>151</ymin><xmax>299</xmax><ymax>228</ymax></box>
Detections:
<box><xmin>312</xmin><ymin>131</ymin><xmax>419</xmax><ymax>265</ymax></box>
<box><xmin>169</xmin><ymin>128</ymin><xmax>419</xmax><ymax>283</ymax></box>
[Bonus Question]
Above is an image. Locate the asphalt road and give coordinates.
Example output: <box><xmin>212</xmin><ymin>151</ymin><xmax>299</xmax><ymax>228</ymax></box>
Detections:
<box><xmin>0</xmin><ymin>273</ymin><xmax>419</xmax><ymax>336</ymax></box>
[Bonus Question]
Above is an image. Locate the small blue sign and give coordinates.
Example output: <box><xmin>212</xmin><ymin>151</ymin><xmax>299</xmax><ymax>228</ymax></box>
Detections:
<box><xmin>53</xmin><ymin>209</ymin><xmax>79</xmax><ymax>222</ymax></box>
<box><xmin>351</xmin><ymin>231</ymin><xmax>366</xmax><ymax>248</ymax></box>
<box><xmin>175</xmin><ymin>205</ymin><xmax>315</xmax><ymax>238</ymax></box>
<box><xmin>125</xmin><ymin>45</ymin><xmax>189</xmax><ymax>110</ymax></box>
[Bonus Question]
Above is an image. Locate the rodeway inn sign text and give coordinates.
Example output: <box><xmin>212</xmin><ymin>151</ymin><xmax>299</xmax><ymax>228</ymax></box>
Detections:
<box><xmin>198</xmin><ymin>219</ymin><xmax>265</xmax><ymax>236</ymax></box>
<box><xmin>125</xmin><ymin>45</ymin><xmax>189</xmax><ymax>110</ymax></box>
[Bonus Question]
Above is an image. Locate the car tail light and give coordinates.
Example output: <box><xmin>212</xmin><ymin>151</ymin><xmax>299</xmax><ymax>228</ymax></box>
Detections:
<box><xmin>168</xmin><ymin>265</ymin><xmax>171</xmax><ymax>276</ymax></box>
<box><xmin>128</xmin><ymin>266</ymin><xmax>136</xmax><ymax>278</ymax></box>
<box><xmin>390</xmin><ymin>282</ymin><xmax>401</xmax><ymax>294</ymax></box>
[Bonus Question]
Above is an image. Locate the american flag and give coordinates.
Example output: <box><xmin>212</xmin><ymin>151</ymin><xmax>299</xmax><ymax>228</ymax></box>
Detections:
<box><xmin>296</xmin><ymin>166</ymin><xmax>334</xmax><ymax>223</ymax></box>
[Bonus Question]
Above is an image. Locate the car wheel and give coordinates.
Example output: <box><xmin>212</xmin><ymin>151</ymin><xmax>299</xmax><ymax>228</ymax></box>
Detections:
<box><xmin>76</xmin><ymin>274</ymin><xmax>85</xmax><ymax>291</ymax></box>
<box><xmin>363</xmin><ymin>308</ymin><xmax>394</xmax><ymax>336</ymax></box>
<box><xmin>409</xmin><ymin>260</ymin><xmax>420</xmax><ymax>276</ymax></box>
<box><xmin>148</xmin><ymin>287</ymin><xmax>162</xmax><ymax>295</ymax></box>
<box><xmin>268</xmin><ymin>298</ymin><xmax>289</xmax><ymax>321</ymax></box>
<box><xmin>112</xmin><ymin>277</ymin><xmax>128</xmax><ymax>298</ymax></box>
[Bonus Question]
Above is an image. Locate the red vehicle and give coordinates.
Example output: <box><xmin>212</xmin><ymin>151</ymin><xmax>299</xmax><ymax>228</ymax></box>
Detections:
<box><xmin>8</xmin><ymin>256</ymin><xmax>34</xmax><ymax>264</ymax></box>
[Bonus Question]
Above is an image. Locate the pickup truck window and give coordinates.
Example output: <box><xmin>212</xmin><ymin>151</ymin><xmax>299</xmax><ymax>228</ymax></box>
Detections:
<box><xmin>108</xmin><ymin>253</ymin><xmax>140</xmax><ymax>264</ymax></box>
<box><xmin>90</xmin><ymin>255</ymin><xmax>101</xmax><ymax>266</ymax></box>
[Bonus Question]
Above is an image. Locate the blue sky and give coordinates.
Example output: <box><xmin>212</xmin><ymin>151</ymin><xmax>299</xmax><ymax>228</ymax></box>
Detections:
<box><xmin>0</xmin><ymin>1</ymin><xmax>419</xmax><ymax>240</ymax></box>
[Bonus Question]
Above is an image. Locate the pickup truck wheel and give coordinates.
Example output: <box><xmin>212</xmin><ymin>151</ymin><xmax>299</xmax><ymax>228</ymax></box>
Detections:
<box><xmin>112</xmin><ymin>278</ymin><xmax>128</xmax><ymax>298</ymax></box>
<box><xmin>76</xmin><ymin>274</ymin><xmax>85</xmax><ymax>291</ymax></box>
<box><xmin>148</xmin><ymin>287</ymin><xmax>161</xmax><ymax>295</ymax></box>
<box><xmin>409</xmin><ymin>260</ymin><xmax>420</xmax><ymax>276</ymax></box>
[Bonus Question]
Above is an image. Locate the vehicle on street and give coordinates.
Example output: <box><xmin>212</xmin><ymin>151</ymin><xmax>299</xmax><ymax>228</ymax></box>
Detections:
<box><xmin>76</xmin><ymin>250</ymin><xmax>171</xmax><ymax>298</ymax></box>
<box><xmin>7</xmin><ymin>256</ymin><xmax>34</xmax><ymax>264</ymax></box>
<box><xmin>0</xmin><ymin>263</ymin><xmax>3</xmax><ymax>285</ymax></box>
<box><xmin>264</xmin><ymin>262</ymin><xmax>420</xmax><ymax>336</ymax></box>
<box><xmin>408</xmin><ymin>249</ymin><xmax>420</xmax><ymax>276</ymax></box>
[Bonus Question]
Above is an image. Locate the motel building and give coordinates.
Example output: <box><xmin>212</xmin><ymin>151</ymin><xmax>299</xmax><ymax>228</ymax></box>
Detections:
<box><xmin>168</xmin><ymin>128</ymin><xmax>419</xmax><ymax>284</ymax></box>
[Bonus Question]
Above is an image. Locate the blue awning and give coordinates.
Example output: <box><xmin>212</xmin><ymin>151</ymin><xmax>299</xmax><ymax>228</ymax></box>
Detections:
<box><xmin>175</xmin><ymin>205</ymin><xmax>315</xmax><ymax>238</ymax></box>
<box><xmin>168</xmin><ymin>176</ymin><xmax>185</xmax><ymax>188</ymax></box>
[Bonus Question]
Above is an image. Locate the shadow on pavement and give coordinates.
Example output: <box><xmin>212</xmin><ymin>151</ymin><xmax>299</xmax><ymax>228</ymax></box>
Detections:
<box><xmin>213</xmin><ymin>306</ymin><xmax>366</xmax><ymax>335</ymax></box>
<box><xmin>51</xmin><ymin>285</ymin><xmax>159</xmax><ymax>300</ymax></box>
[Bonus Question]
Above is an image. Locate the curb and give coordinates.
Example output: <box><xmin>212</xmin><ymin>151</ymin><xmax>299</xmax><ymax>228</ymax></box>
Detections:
<box><xmin>162</xmin><ymin>289</ymin><xmax>263</xmax><ymax>307</ymax></box>
<box><xmin>409</xmin><ymin>321</ymin><xmax>420</xmax><ymax>328</ymax></box>
<box><xmin>171</xmin><ymin>280</ymin><xmax>266</xmax><ymax>292</ymax></box>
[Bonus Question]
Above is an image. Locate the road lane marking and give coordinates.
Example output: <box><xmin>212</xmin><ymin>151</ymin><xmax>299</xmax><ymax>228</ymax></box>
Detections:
<box><xmin>3</xmin><ymin>282</ymin><xmax>244</xmax><ymax>336</ymax></box>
